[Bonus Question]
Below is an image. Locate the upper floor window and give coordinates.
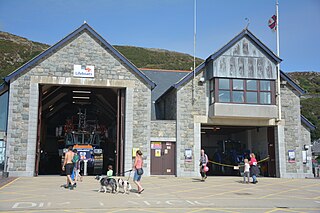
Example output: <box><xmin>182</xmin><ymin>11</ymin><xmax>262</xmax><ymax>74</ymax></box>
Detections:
<box><xmin>210</xmin><ymin>78</ymin><xmax>275</xmax><ymax>105</ymax></box>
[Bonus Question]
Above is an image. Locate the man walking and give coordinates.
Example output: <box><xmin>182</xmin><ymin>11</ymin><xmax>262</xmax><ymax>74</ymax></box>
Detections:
<box><xmin>199</xmin><ymin>149</ymin><xmax>209</xmax><ymax>181</ymax></box>
<box><xmin>62</xmin><ymin>146</ymin><xmax>76</xmax><ymax>189</ymax></box>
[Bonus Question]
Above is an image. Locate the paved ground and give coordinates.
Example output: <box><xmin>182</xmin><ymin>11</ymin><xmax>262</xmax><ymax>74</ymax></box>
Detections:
<box><xmin>0</xmin><ymin>175</ymin><xmax>319</xmax><ymax>213</ymax></box>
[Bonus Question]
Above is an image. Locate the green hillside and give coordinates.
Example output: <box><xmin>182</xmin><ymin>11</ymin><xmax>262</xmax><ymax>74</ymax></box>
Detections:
<box><xmin>114</xmin><ymin>45</ymin><xmax>203</xmax><ymax>71</ymax></box>
<box><xmin>0</xmin><ymin>32</ymin><xmax>49</xmax><ymax>82</ymax></box>
<box><xmin>0</xmin><ymin>31</ymin><xmax>202</xmax><ymax>84</ymax></box>
<box><xmin>288</xmin><ymin>72</ymin><xmax>320</xmax><ymax>141</ymax></box>
<box><xmin>0</xmin><ymin>31</ymin><xmax>319</xmax><ymax>141</ymax></box>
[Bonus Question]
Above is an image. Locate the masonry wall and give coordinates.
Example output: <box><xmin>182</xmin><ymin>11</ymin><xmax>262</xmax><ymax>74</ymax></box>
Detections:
<box><xmin>281</xmin><ymin>84</ymin><xmax>313</xmax><ymax>178</ymax></box>
<box><xmin>151</xmin><ymin>120</ymin><xmax>176</xmax><ymax>139</ymax></box>
<box><xmin>6</xmin><ymin>31</ymin><xmax>151</xmax><ymax>176</ymax></box>
<box><xmin>156</xmin><ymin>89</ymin><xmax>176</xmax><ymax>120</ymax></box>
<box><xmin>176</xmin><ymin>70</ymin><xmax>206</xmax><ymax>176</ymax></box>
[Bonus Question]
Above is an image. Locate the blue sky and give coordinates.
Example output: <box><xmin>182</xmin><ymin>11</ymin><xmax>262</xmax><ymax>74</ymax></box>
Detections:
<box><xmin>0</xmin><ymin>0</ymin><xmax>319</xmax><ymax>72</ymax></box>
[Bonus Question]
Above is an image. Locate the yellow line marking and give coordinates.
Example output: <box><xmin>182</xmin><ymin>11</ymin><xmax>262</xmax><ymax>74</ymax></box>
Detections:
<box><xmin>0</xmin><ymin>177</ymin><xmax>19</xmax><ymax>190</ymax></box>
<box><xmin>152</xmin><ymin>181</ymin><xmax>239</xmax><ymax>197</ymax></box>
<box><xmin>186</xmin><ymin>208</ymin><xmax>210</xmax><ymax>213</ymax></box>
<box><xmin>313</xmin><ymin>195</ymin><xmax>320</xmax><ymax>200</ymax></box>
<box><xmin>264</xmin><ymin>208</ymin><xmax>280</xmax><ymax>213</ymax></box>
<box><xmin>198</xmin><ymin>179</ymin><xmax>302</xmax><ymax>199</ymax></box>
<box><xmin>265</xmin><ymin>208</ymin><xmax>307</xmax><ymax>213</ymax></box>
<box><xmin>259</xmin><ymin>182</ymin><xmax>320</xmax><ymax>199</ymax></box>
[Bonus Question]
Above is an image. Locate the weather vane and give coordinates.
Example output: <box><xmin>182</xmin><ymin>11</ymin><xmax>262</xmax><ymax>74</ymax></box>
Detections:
<box><xmin>245</xmin><ymin>18</ymin><xmax>250</xmax><ymax>29</ymax></box>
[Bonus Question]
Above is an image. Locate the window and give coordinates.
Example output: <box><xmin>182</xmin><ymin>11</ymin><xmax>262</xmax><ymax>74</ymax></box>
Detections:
<box><xmin>211</xmin><ymin>78</ymin><xmax>275</xmax><ymax>105</ymax></box>
<box><xmin>260</xmin><ymin>81</ymin><xmax>272</xmax><ymax>104</ymax></box>
<box><xmin>209</xmin><ymin>79</ymin><xmax>215</xmax><ymax>104</ymax></box>
<box><xmin>218</xmin><ymin>79</ymin><xmax>230</xmax><ymax>102</ymax></box>
<box><xmin>232</xmin><ymin>79</ymin><xmax>244</xmax><ymax>103</ymax></box>
<box><xmin>246</xmin><ymin>80</ymin><xmax>258</xmax><ymax>103</ymax></box>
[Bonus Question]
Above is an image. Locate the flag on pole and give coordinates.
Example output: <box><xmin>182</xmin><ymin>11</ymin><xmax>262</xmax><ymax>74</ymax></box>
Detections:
<box><xmin>268</xmin><ymin>15</ymin><xmax>277</xmax><ymax>31</ymax></box>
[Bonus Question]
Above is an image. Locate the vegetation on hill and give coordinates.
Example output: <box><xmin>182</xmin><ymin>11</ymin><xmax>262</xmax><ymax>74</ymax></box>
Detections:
<box><xmin>0</xmin><ymin>32</ymin><xmax>49</xmax><ymax>82</ymax></box>
<box><xmin>300</xmin><ymin>98</ymin><xmax>320</xmax><ymax>141</ymax></box>
<box><xmin>288</xmin><ymin>72</ymin><xmax>320</xmax><ymax>141</ymax></box>
<box><xmin>114</xmin><ymin>45</ymin><xmax>203</xmax><ymax>71</ymax></box>
<box><xmin>0</xmin><ymin>31</ymin><xmax>319</xmax><ymax>141</ymax></box>
<box><xmin>0</xmin><ymin>31</ymin><xmax>202</xmax><ymax>84</ymax></box>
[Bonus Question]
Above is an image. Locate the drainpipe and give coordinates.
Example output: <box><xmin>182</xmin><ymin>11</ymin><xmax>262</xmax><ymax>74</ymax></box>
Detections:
<box><xmin>2</xmin><ymin>79</ymin><xmax>10</xmax><ymax>178</ymax></box>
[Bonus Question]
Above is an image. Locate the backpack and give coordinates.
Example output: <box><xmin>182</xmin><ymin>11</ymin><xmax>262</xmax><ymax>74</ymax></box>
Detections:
<box><xmin>72</xmin><ymin>154</ymin><xmax>79</xmax><ymax>164</ymax></box>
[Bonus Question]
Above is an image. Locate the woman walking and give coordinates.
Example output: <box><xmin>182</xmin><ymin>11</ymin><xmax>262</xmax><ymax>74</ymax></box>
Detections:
<box><xmin>249</xmin><ymin>153</ymin><xmax>259</xmax><ymax>184</ymax></box>
<box><xmin>133</xmin><ymin>150</ymin><xmax>144</xmax><ymax>193</ymax></box>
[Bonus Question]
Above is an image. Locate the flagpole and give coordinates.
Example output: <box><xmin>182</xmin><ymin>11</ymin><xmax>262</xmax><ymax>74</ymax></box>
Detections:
<box><xmin>276</xmin><ymin>0</ymin><xmax>281</xmax><ymax>121</ymax></box>
<box><xmin>193</xmin><ymin>0</ymin><xmax>196</xmax><ymax>104</ymax></box>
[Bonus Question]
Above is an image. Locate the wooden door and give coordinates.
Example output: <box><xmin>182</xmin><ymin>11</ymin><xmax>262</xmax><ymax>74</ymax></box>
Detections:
<box><xmin>116</xmin><ymin>89</ymin><xmax>125</xmax><ymax>176</ymax></box>
<box><xmin>150</xmin><ymin>142</ymin><xmax>175</xmax><ymax>175</ymax></box>
<box><xmin>267</xmin><ymin>127</ymin><xmax>276</xmax><ymax>177</ymax></box>
<box><xmin>35</xmin><ymin>86</ymin><xmax>42</xmax><ymax>176</ymax></box>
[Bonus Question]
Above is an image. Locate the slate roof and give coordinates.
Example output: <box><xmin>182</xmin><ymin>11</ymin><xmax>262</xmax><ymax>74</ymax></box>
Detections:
<box><xmin>2</xmin><ymin>23</ymin><xmax>156</xmax><ymax>89</ymax></box>
<box><xmin>301</xmin><ymin>115</ymin><xmax>316</xmax><ymax>131</ymax></box>
<box><xmin>140</xmin><ymin>68</ymin><xmax>190</xmax><ymax>120</ymax></box>
<box><xmin>280</xmin><ymin>71</ymin><xmax>306</xmax><ymax>95</ymax></box>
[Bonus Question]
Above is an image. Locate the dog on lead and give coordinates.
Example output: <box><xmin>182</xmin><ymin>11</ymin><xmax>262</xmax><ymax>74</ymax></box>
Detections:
<box><xmin>95</xmin><ymin>175</ymin><xmax>117</xmax><ymax>193</ymax></box>
<box><xmin>117</xmin><ymin>178</ymin><xmax>132</xmax><ymax>194</ymax></box>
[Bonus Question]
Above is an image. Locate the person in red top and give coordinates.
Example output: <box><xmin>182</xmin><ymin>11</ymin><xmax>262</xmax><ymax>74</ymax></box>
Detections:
<box><xmin>133</xmin><ymin>150</ymin><xmax>144</xmax><ymax>193</ymax></box>
<box><xmin>249</xmin><ymin>153</ymin><xmax>259</xmax><ymax>184</ymax></box>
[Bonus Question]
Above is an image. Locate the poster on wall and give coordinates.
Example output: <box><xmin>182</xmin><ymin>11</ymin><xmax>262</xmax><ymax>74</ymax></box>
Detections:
<box><xmin>155</xmin><ymin>149</ymin><xmax>161</xmax><ymax>157</ymax></box>
<box><xmin>185</xmin><ymin>149</ymin><xmax>192</xmax><ymax>162</ymax></box>
<box><xmin>151</xmin><ymin>142</ymin><xmax>161</xmax><ymax>149</ymax></box>
<box><xmin>288</xmin><ymin>150</ymin><xmax>295</xmax><ymax>163</ymax></box>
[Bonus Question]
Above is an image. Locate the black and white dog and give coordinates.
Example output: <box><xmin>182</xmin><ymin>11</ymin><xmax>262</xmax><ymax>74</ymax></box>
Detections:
<box><xmin>95</xmin><ymin>175</ymin><xmax>117</xmax><ymax>193</ymax></box>
<box><xmin>117</xmin><ymin>178</ymin><xmax>132</xmax><ymax>194</ymax></box>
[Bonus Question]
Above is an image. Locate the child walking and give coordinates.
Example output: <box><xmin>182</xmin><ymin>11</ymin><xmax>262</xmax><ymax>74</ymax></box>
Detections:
<box><xmin>107</xmin><ymin>165</ymin><xmax>113</xmax><ymax>179</ymax></box>
<box><xmin>243</xmin><ymin>159</ymin><xmax>250</xmax><ymax>184</ymax></box>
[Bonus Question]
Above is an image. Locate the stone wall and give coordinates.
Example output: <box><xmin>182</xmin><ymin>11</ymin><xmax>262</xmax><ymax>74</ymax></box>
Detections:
<box><xmin>6</xmin><ymin>31</ymin><xmax>152</xmax><ymax>176</ymax></box>
<box><xmin>281</xmin><ymin>84</ymin><xmax>313</xmax><ymax>178</ymax></box>
<box><xmin>156</xmin><ymin>89</ymin><xmax>176</xmax><ymax>120</ymax></box>
<box><xmin>176</xmin><ymin>69</ymin><xmax>206</xmax><ymax>176</ymax></box>
<box><xmin>151</xmin><ymin>120</ymin><xmax>176</xmax><ymax>140</ymax></box>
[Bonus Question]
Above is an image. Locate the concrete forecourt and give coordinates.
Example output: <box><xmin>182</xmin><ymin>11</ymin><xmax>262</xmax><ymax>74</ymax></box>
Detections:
<box><xmin>0</xmin><ymin>176</ymin><xmax>319</xmax><ymax>213</ymax></box>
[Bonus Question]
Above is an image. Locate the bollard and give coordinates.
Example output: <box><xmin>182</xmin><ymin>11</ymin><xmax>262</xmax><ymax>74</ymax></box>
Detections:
<box><xmin>83</xmin><ymin>160</ymin><xmax>88</xmax><ymax>176</ymax></box>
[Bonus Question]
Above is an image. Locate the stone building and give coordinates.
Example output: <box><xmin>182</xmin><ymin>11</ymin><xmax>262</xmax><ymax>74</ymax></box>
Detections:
<box><xmin>155</xmin><ymin>29</ymin><xmax>315</xmax><ymax>178</ymax></box>
<box><xmin>0</xmin><ymin>24</ymin><xmax>315</xmax><ymax>178</ymax></box>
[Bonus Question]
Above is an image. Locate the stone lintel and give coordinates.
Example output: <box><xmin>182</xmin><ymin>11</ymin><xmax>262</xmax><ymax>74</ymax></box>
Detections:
<box><xmin>31</xmin><ymin>76</ymin><xmax>135</xmax><ymax>88</ymax></box>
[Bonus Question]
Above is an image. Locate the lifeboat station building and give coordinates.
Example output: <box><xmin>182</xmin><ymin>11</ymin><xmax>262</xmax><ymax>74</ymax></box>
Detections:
<box><xmin>0</xmin><ymin>24</ymin><xmax>315</xmax><ymax>178</ymax></box>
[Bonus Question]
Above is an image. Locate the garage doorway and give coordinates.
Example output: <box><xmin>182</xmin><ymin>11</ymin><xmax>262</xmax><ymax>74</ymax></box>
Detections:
<box><xmin>150</xmin><ymin>142</ymin><xmax>176</xmax><ymax>175</ymax></box>
<box><xmin>201</xmin><ymin>125</ymin><xmax>276</xmax><ymax>177</ymax></box>
<box><xmin>35</xmin><ymin>85</ymin><xmax>126</xmax><ymax>176</ymax></box>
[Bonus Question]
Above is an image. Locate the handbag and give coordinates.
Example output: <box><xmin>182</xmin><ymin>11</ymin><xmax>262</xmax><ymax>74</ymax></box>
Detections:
<box><xmin>137</xmin><ymin>168</ymin><xmax>144</xmax><ymax>175</ymax></box>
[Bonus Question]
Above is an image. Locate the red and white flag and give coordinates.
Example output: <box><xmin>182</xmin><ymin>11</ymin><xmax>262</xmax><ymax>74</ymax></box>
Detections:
<box><xmin>268</xmin><ymin>15</ymin><xmax>277</xmax><ymax>31</ymax></box>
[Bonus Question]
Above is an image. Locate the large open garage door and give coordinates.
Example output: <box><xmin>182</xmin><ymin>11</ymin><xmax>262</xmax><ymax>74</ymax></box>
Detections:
<box><xmin>201</xmin><ymin>125</ymin><xmax>276</xmax><ymax>177</ymax></box>
<box><xmin>35</xmin><ymin>85</ymin><xmax>125</xmax><ymax>176</ymax></box>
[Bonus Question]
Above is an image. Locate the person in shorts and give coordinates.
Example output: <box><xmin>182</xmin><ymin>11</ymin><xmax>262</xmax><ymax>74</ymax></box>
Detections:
<box><xmin>62</xmin><ymin>146</ymin><xmax>76</xmax><ymax>189</ymax></box>
<box><xmin>133</xmin><ymin>150</ymin><xmax>144</xmax><ymax>194</ymax></box>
